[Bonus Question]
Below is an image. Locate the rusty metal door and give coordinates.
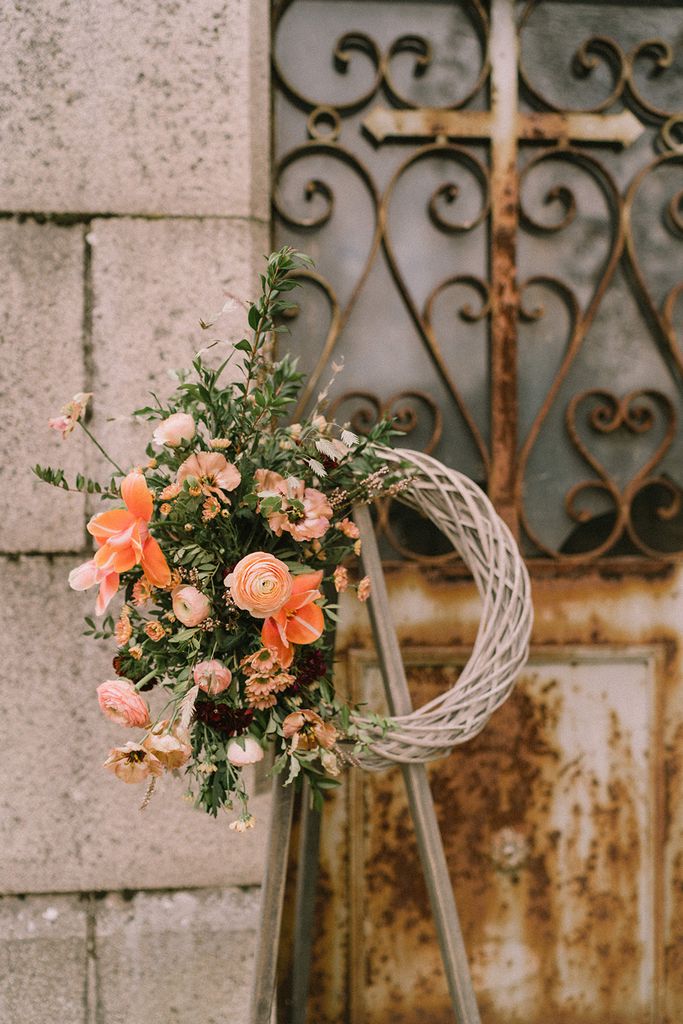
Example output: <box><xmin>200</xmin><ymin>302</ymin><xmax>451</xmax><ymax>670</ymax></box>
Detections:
<box><xmin>272</xmin><ymin>1</ymin><xmax>683</xmax><ymax>1021</ymax></box>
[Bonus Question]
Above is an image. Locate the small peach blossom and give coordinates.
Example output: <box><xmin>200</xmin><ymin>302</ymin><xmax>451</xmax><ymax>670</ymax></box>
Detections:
<box><xmin>209</xmin><ymin>438</ymin><xmax>232</xmax><ymax>450</ymax></box>
<box><xmin>226</xmin><ymin>552</ymin><xmax>293</xmax><ymax>619</ymax></box>
<box><xmin>240</xmin><ymin>647</ymin><xmax>283</xmax><ymax>677</ymax></box>
<box><xmin>202</xmin><ymin>496</ymin><xmax>220</xmax><ymax>521</ymax></box>
<box><xmin>227</xmin><ymin>736</ymin><xmax>264</xmax><ymax>766</ymax></box>
<box><xmin>283</xmin><ymin>709</ymin><xmax>338</xmax><ymax>751</ymax></box>
<box><xmin>193</xmin><ymin>659</ymin><xmax>232</xmax><ymax>695</ymax></box>
<box><xmin>336</xmin><ymin>517</ymin><xmax>360</xmax><ymax>539</ymax></box>
<box><xmin>172</xmin><ymin>585</ymin><xmax>211</xmax><ymax>626</ymax></box>
<box><xmin>159</xmin><ymin>482</ymin><xmax>181</xmax><ymax>501</ymax></box>
<box><xmin>333</xmin><ymin>565</ymin><xmax>349</xmax><ymax>593</ymax></box>
<box><xmin>320</xmin><ymin>749</ymin><xmax>340</xmax><ymax>777</ymax></box>
<box><xmin>143</xmin><ymin>721</ymin><xmax>191</xmax><ymax>770</ymax></box>
<box><xmin>229</xmin><ymin>815</ymin><xmax>256</xmax><ymax>832</ymax></box>
<box><xmin>48</xmin><ymin>392</ymin><xmax>92</xmax><ymax>438</ymax></box>
<box><xmin>353</xmin><ymin>539</ymin><xmax>362</xmax><ymax>556</ymax></box>
<box><xmin>97</xmin><ymin>680</ymin><xmax>151</xmax><ymax>728</ymax></box>
<box><xmin>160</xmin><ymin>503</ymin><xmax>172</xmax><ymax>516</ymax></box>
<box><xmin>357</xmin><ymin>576</ymin><xmax>371</xmax><ymax>602</ymax></box>
<box><xmin>129</xmin><ymin>645</ymin><xmax>143</xmax><ymax>660</ymax></box>
<box><xmin>132</xmin><ymin>578</ymin><xmax>154</xmax><ymax>606</ymax></box>
<box><xmin>115</xmin><ymin>607</ymin><xmax>132</xmax><ymax>646</ymax></box>
<box><xmin>145</xmin><ymin>621</ymin><xmax>166</xmax><ymax>641</ymax></box>
<box><xmin>152</xmin><ymin>412</ymin><xmax>196</xmax><ymax>447</ymax></box>
<box><xmin>103</xmin><ymin>742</ymin><xmax>163</xmax><ymax>784</ymax></box>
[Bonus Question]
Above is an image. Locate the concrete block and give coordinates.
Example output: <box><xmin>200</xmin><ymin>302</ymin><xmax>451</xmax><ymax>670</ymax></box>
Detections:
<box><xmin>87</xmin><ymin>216</ymin><xmax>269</xmax><ymax>475</ymax></box>
<box><xmin>0</xmin><ymin>219</ymin><xmax>86</xmax><ymax>552</ymax></box>
<box><xmin>0</xmin><ymin>893</ymin><xmax>87</xmax><ymax>1024</ymax></box>
<box><xmin>96</xmin><ymin>888</ymin><xmax>260</xmax><ymax>1024</ymax></box>
<box><xmin>0</xmin><ymin>0</ymin><xmax>270</xmax><ymax>218</ymax></box>
<box><xmin>0</xmin><ymin>555</ymin><xmax>269</xmax><ymax>895</ymax></box>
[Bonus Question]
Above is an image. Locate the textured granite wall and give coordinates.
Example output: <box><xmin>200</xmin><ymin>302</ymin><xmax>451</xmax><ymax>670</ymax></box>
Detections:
<box><xmin>0</xmin><ymin>3</ymin><xmax>270</xmax><ymax>1020</ymax></box>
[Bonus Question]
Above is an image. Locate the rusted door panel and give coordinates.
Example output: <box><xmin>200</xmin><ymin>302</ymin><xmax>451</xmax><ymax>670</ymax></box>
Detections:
<box><xmin>348</xmin><ymin>650</ymin><xmax>659</xmax><ymax>1023</ymax></box>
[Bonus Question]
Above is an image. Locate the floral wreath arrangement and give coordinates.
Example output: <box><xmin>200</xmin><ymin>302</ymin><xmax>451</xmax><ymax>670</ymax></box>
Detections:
<box><xmin>37</xmin><ymin>247</ymin><xmax>409</xmax><ymax>829</ymax></box>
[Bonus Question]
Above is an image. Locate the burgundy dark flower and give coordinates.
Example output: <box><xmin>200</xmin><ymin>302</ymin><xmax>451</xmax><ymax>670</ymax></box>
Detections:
<box><xmin>194</xmin><ymin>698</ymin><xmax>254</xmax><ymax>737</ymax></box>
<box><xmin>294</xmin><ymin>648</ymin><xmax>328</xmax><ymax>687</ymax></box>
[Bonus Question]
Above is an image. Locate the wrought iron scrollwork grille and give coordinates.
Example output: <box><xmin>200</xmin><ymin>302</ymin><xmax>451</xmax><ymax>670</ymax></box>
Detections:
<box><xmin>272</xmin><ymin>0</ymin><xmax>683</xmax><ymax>567</ymax></box>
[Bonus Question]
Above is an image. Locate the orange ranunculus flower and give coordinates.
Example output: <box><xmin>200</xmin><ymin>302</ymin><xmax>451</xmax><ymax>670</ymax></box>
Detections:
<box><xmin>261</xmin><ymin>570</ymin><xmax>324</xmax><ymax>668</ymax></box>
<box><xmin>226</xmin><ymin>552</ymin><xmax>293</xmax><ymax>619</ymax></box>
<box><xmin>80</xmin><ymin>471</ymin><xmax>170</xmax><ymax>609</ymax></box>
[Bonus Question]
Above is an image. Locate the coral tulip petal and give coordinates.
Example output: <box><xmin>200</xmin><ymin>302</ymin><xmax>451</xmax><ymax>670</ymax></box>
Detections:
<box><xmin>290</xmin><ymin>571</ymin><xmax>324</xmax><ymax>597</ymax></box>
<box><xmin>87</xmin><ymin>508</ymin><xmax>135</xmax><ymax>542</ymax></box>
<box><xmin>68</xmin><ymin>559</ymin><xmax>100</xmax><ymax>591</ymax></box>
<box><xmin>141</xmin><ymin>536</ymin><xmax>171</xmax><ymax>587</ymax></box>
<box><xmin>94</xmin><ymin>543</ymin><xmax>137</xmax><ymax>574</ymax></box>
<box><xmin>96</xmin><ymin>571</ymin><xmax>120</xmax><ymax>614</ymax></box>
<box><xmin>121</xmin><ymin>471</ymin><xmax>153</xmax><ymax>521</ymax></box>
<box><xmin>285</xmin><ymin>602</ymin><xmax>324</xmax><ymax>645</ymax></box>
<box><xmin>261</xmin><ymin>618</ymin><xmax>293</xmax><ymax>668</ymax></box>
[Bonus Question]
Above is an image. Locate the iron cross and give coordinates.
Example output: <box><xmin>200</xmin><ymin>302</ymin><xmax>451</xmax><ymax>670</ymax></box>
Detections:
<box><xmin>362</xmin><ymin>0</ymin><xmax>644</xmax><ymax>531</ymax></box>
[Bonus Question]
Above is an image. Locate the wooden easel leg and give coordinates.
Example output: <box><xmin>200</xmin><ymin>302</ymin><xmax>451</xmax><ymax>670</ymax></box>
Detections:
<box><xmin>290</xmin><ymin>780</ymin><xmax>322</xmax><ymax>1024</ymax></box>
<box><xmin>353</xmin><ymin>503</ymin><xmax>482</xmax><ymax>1024</ymax></box>
<box><xmin>249</xmin><ymin>775</ymin><xmax>296</xmax><ymax>1024</ymax></box>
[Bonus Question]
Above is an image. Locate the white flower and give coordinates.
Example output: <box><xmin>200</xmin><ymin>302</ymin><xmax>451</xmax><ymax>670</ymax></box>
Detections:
<box><xmin>227</xmin><ymin>736</ymin><xmax>264</xmax><ymax>766</ymax></box>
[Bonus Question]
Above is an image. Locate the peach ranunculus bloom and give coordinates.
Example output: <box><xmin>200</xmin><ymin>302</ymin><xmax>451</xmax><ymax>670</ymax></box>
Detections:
<box><xmin>103</xmin><ymin>742</ymin><xmax>164</xmax><ymax>784</ymax></box>
<box><xmin>172</xmin><ymin>585</ymin><xmax>211</xmax><ymax>626</ymax></box>
<box><xmin>176</xmin><ymin>451</ymin><xmax>241</xmax><ymax>500</ymax></box>
<box><xmin>143</xmin><ymin>721</ymin><xmax>192</xmax><ymax>770</ymax></box>
<box><xmin>254</xmin><ymin>469</ymin><xmax>332</xmax><ymax>542</ymax></box>
<box><xmin>227</xmin><ymin>736</ymin><xmax>264</xmax><ymax>766</ymax></box>
<box><xmin>226</xmin><ymin>552</ymin><xmax>293</xmax><ymax>619</ymax></box>
<box><xmin>152</xmin><ymin>412</ymin><xmax>196</xmax><ymax>448</ymax></box>
<box><xmin>282</xmin><ymin>709</ymin><xmax>338</xmax><ymax>751</ymax></box>
<box><xmin>69</xmin><ymin>470</ymin><xmax>171</xmax><ymax>614</ymax></box>
<box><xmin>97</xmin><ymin>679</ymin><xmax>151</xmax><ymax>728</ymax></box>
<box><xmin>260</xmin><ymin>570</ymin><xmax>324</xmax><ymax>668</ymax></box>
<box><xmin>193</xmin><ymin>659</ymin><xmax>232</xmax><ymax>695</ymax></box>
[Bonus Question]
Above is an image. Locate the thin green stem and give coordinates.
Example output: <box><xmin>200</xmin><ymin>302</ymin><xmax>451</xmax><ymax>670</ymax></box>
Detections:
<box><xmin>79</xmin><ymin>422</ymin><xmax>125</xmax><ymax>475</ymax></box>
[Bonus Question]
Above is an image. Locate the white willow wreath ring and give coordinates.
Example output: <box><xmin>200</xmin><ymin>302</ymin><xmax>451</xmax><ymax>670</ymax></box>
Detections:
<box><xmin>352</xmin><ymin>447</ymin><xmax>533</xmax><ymax>771</ymax></box>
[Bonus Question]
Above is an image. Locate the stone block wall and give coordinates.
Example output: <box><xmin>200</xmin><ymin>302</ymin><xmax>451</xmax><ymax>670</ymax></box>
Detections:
<box><xmin>0</xmin><ymin>2</ymin><xmax>270</xmax><ymax>1020</ymax></box>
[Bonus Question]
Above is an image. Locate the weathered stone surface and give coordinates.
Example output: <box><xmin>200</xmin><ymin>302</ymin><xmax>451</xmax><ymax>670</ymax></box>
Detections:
<box><xmin>0</xmin><ymin>0</ymin><xmax>270</xmax><ymax>217</ymax></box>
<box><xmin>96</xmin><ymin>888</ymin><xmax>260</xmax><ymax>1024</ymax></box>
<box><xmin>0</xmin><ymin>219</ymin><xmax>86</xmax><ymax>552</ymax></box>
<box><xmin>0</xmin><ymin>555</ymin><xmax>269</xmax><ymax>895</ymax></box>
<box><xmin>0</xmin><ymin>893</ymin><xmax>87</xmax><ymax>1024</ymax></box>
<box><xmin>87</xmin><ymin>216</ymin><xmax>268</xmax><ymax>475</ymax></box>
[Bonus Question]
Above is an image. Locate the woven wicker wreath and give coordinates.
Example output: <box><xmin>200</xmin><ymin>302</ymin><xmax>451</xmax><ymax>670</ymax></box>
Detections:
<box><xmin>352</xmin><ymin>447</ymin><xmax>533</xmax><ymax>771</ymax></box>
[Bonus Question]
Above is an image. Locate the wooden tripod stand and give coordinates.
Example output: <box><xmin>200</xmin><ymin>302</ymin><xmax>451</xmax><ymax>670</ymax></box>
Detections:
<box><xmin>248</xmin><ymin>504</ymin><xmax>481</xmax><ymax>1023</ymax></box>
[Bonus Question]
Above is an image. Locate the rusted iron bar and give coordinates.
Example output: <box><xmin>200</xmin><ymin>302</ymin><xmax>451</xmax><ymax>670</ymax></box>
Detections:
<box><xmin>290</xmin><ymin>781</ymin><xmax>322</xmax><ymax>1024</ymax></box>
<box><xmin>487</xmin><ymin>0</ymin><xmax>520</xmax><ymax>535</ymax></box>
<box><xmin>353</xmin><ymin>503</ymin><xmax>482</xmax><ymax>1024</ymax></box>
<box><xmin>248</xmin><ymin>775</ymin><xmax>296</xmax><ymax>1024</ymax></box>
<box><xmin>363</xmin><ymin>106</ymin><xmax>643</xmax><ymax>148</ymax></box>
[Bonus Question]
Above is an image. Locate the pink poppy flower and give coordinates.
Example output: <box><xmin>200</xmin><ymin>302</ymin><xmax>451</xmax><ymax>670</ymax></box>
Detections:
<box><xmin>176</xmin><ymin>452</ymin><xmax>241</xmax><ymax>498</ymax></box>
<box><xmin>254</xmin><ymin>471</ymin><xmax>332</xmax><ymax>542</ymax></box>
